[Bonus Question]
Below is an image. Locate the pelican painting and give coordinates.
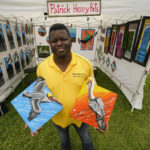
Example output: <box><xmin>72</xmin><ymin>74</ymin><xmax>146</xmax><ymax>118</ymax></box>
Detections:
<box><xmin>22</xmin><ymin>78</ymin><xmax>52</xmax><ymax>121</ymax></box>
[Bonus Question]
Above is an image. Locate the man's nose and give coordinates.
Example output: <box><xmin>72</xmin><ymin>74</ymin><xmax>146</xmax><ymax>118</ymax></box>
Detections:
<box><xmin>57</xmin><ymin>40</ymin><xmax>62</xmax><ymax>45</ymax></box>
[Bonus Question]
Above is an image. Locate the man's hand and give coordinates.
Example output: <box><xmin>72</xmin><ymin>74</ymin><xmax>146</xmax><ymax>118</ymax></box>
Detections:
<box><xmin>25</xmin><ymin>124</ymin><xmax>42</xmax><ymax>137</ymax></box>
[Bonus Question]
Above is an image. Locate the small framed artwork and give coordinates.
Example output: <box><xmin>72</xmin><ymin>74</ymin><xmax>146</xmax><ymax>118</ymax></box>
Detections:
<box><xmin>134</xmin><ymin>16</ymin><xmax>150</xmax><ymax>66</ymax></box>
<box><xmin>38</xmin><ymin>26</ymin><xmax>47</xmax><ymax>37</ymax></box>
<box><xmin>115</xmin><ymin>24</ymin><xmax>126</xmax><ymax>59</ymax></box>
<box><xmin>13</xmin><ymin>51</ymin><xmax>21</xmax><ymax>74</ymax></box>
<box><xmin>104</xmin><ymin>27</ymin><xmax>111</xmax><ymax>54</ymax></box>
<box><xmin>0</xmin><ymin>61</ymin><xmax>5</xmax><ymax>87</ymax></box>
<box><xmin>80</xmin><ymin>29</ymin><xmax>96</xmax><ymax>50</ymax></box>
<box><xmin>19</xmin><ymin>49</ymin><xmax>25</xmax><ymax>69</ymax></box>
<box><xmin>4</xmin><ymin>24</ymin><xmax>15</xmax><ymax>49</ymax></box>
<box><xmin>122</xmin><ymin>20</ymin><xmax>140</xmax><ymax>61</ymax></box>
<box><xmin>0</xmin><ymin>24</ymin><xmax>7</xmax><ymax>52</ymax></box>
<box><xmin>69</xmin><ymin>28</ymin><xmax>76</xmax><ymax>42</ymax></box>
<box><xmin>37</xmin><ymin>45</ymin><xmax>50</xmax><ymax>58</ymax></box>
<box><xmin>24</xmin><ymin>48</ymin><xmax>30</xmax><ymax>65</ymax></box>
<box><xmin>108</xmin><ymin>25</ymin><xmax>118</xmax><ymax>55</ymax></box>
<box><xmin>21</xmin><ymin>25</ymin><xmax>26</xmax><ymax>45</ymax></box>
<box><xmin>111</xmin><ymin>61</ymin><xmax>117</xmax><ymax>72</ymax></box>
<box><xmin>4</xmin><ymin>54</ymin><xmax>14</xmax><ymax>80</ymax></box>
<box><xmin>14</xmin><ymin>24</ymin><xmax>22</xmax><ymax>47</ymax></box>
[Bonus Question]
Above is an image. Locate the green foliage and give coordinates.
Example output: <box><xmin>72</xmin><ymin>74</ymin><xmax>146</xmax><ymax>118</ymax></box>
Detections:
<box><xmin>0</xmin><ymin>69</ymin><xmax>150</xmax><ymax>150</ymax></box>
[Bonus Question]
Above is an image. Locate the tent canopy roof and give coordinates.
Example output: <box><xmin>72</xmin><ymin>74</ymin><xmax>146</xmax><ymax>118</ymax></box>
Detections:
<box><xmin>0</xmin><ymin>0</ymin><xmax>150</xmax><ymax>27</ymax></box>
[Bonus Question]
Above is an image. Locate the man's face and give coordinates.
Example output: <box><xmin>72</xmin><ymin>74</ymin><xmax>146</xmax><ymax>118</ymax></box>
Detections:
<box><xmin>49</xmin><ymin>29</ymin><xmax>72</xmax><ymax>59</ymax></box>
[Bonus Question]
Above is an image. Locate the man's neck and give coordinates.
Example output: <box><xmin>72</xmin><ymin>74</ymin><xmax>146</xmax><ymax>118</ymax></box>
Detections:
<box><xmin>53</xmin><ymin>53</ymin><xmax>72</xmax><ymax>72</ymax></box>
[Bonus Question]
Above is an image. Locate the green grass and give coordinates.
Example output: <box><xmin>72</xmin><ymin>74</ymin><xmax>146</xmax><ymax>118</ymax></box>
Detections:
<box><xmin>0</xmin><ymin>68</ymin><xmax>150</xmax><ymax>150</ymax></box>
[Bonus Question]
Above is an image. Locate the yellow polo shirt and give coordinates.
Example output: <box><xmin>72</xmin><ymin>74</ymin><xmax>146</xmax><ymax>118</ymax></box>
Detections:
<box><xmin>37</xmin><ymin>51</ymin><xmax>94</xmax><ymax>128</ymax></box>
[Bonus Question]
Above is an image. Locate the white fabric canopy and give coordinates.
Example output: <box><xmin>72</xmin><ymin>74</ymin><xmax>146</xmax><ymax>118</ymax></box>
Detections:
<box><xmin>0</xmin><ymin>0</ymin><xmax>150</xmax><ymax>27</ymax></box>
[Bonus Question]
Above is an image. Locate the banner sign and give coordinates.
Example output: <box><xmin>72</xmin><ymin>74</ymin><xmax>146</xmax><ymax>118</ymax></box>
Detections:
<box><xmin>47</xmin><ymin>0</ymin><xmax>101</xmax><ymax>17</ymax></box>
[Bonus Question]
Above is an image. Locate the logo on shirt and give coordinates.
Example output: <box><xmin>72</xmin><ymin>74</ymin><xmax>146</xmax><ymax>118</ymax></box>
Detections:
<box><xmin>72</xmin><ymin>73</ymin><xmax>85</xmax><ymax>77</ymax></box>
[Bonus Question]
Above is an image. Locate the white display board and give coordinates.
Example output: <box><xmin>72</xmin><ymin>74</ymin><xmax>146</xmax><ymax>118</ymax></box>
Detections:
<box><xmin>95</xmin><ymin>26</ymin><xmax>150</xmax><ymax>110</ymax></box>
<box><xmin>0</xmin><ymin>20</ymin><xmax>36</xmax><ymax>104</ymax></box>
<box><xmin>35</xmin><ymin>26</ymin><xmax>98</xmax><ymax>65</ymax></box>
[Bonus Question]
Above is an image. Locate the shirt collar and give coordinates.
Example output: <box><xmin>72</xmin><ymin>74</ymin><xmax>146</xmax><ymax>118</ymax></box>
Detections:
<box><xmin>48</xmin><ymin>51</ymin><xmax>77</xmax><ymax>69</ymax></box>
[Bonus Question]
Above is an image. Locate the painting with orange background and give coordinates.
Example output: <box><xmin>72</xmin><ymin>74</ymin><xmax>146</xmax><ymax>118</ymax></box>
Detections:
<box><xmin>81</xmin><ymin>29</ymin><xmax>95</xmax><ymax>50</ymax></box>
<box><xmin>71</xmin><ymin>76</ymin><xmax>117</xmax><ymax>133</ymax></box>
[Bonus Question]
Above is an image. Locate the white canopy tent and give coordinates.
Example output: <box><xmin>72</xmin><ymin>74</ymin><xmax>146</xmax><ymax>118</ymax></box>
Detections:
<box><xmin>0</xmin><ymin>0</ymin><xmax>150</xmax><ymax>113</ymax></box>
<box><xmin>0</xmin><ymin>0</ymin><xmax>150</xmax><ymax>27</ymax></box>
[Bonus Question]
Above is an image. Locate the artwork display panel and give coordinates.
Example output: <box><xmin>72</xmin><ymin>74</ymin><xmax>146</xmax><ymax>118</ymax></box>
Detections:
<box><xmin>122</xmin><ymin>20</ymin><xmax>140</xmax><ymax>61</ymax></box>
<box><xmin>37</xmin><ymin>45</ymin><xmax>50</xmax><ymax>58</ymax></box>
<box><xmin>104</xmin><ymin>27</ymin><xmax>111</xmax><ymax>54</ymax></box>
<box><xmin>0</xmin><ymin>62</ymin><xmax>5</xmax><ymax>87</ymax></box>
<box><xmin>115</xmin><ymin>24</ymin><xmax>126</xmax><ymax>59</ymax></box>
<box><xmin>0</xmin><ymin>24</ymin><xmax>7</xmax><ymax>52</ymax></box>
<box><xmin>108</xmin><ymin>25</ymin><xmax>118</xmax><ymax>55</ymax></box>
<box><xmin>4</xmin><ymin>54</ymin><xmax>14</xmax><ymax>80</ymax></box>
<box><xmin>4</xmin><ymin>24</ymin><xmax>15</xmax><ymax>49</ymax></box>
<box><xmin>134</xmin><ymin>16</ymin><xmax>150</xmax><ymax>66</ymax></box>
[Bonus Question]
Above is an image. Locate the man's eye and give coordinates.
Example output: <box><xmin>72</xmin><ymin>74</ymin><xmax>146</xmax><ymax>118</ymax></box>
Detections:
<box><xmin>51</xmin><ymin>40</ymin><xmax>56</xmax><ymax>43</ymax></box>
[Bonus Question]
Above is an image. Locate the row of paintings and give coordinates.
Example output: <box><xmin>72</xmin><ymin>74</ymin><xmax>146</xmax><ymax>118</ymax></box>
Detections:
<box><xmin>37</xmin><ymin>26</ymin><xmax>96</xmax><ymax>50</ymax></box>
<box><xmin>0</xmin><ymin>48</ymin><xmax>35</xmax><ymax>87</ymax></box>
<box><xmin>104</xmin><ymin>16</ymin><xmax>150</xmax><ymax>66</ymax></box>
<box><xmin>0</xmin><ymin>23</ymin><xmax>33</xmax><ymax>52</ymax></box>
<box><xmin>38</xmin><ymin>26</ymin><xmax>76</xmax><ymax>43</ymax></box>
<box><xmin>97</xmin><ymin>46</ymin><xmax>117</xmax><ymax>72</ymax></box>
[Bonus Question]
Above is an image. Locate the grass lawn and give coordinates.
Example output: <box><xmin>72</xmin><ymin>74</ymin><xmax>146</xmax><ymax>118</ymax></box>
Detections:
<box><xmin>0</xmin><ymin>68</ymin><xmax>150</xmax><ymax>150</ymax></box>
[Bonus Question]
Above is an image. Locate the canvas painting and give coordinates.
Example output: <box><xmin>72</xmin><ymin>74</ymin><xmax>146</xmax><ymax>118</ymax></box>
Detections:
<box><xmin>108</xmin><ymin>25</ymin><xmax>118</xmax><ymax>55</ymax></box>
<box><xmin>24</xmin><ymin>49</ymin><xmax>30</xmax><ymax>65</ymax></box>
<box><xmin>13</xmin><ymin>52</ymin><xmax>21</xmax><ymax>74</ymax></box>
<box><xmin>104</xmin><ymin>27</ymin><xmax>111</xmax><ymax>54</ymax></box>
<box><xmin>71</xmin><ymin>77</ymin><xmax>117</xmax><ymax>133</ymax></box>
<box><xmin>4</xmin><ymin>54</ymin><xmax>14</xmax><ymax>80</ymax></box>
<box><xmin>122</xmin><ymin>20</ymin><xmax>140</xmax><ymax>61</ymax></box>
<box><xmin>106</xmin><ymin>57</ymin><xmax>110</xmax><ymax>67</ymax></box>
<box><xmin>21</xmin><ymin>25</ymin><xmax>26</xmax><ymax>45</ymax></box>
<box><xmin>5</xmin><ymin>24</ymin><xmax>15</xmax><ymax>49</ymax></box>
<box><xmin>69</xmin><ymin>28</ymin><xmax>76</xmax><ymax>42</ymax></box>
<box><xmin>25</xmin><ymin>24</ymin><xmax>29</xmax><ymax>35</ymax></box>
<box><xmin>38</xmin><ymin>26</ymin><xmax>47</xmax><ymax>37</ymax></box>
<box><xmin>0</xmin><ymin>24</ymin><xmax>7</xmax><ymax>52</ymax></box>
<box><xmin>37</xmin><ymin>45</ymin><xmax>50</xmax><ymax>58</ymax></box>
<box><xmin>134</xmin><ymin>17</ymin><xmax>150</xmax><ymax>66</ymax></box>
<box><xmin>111</xmin><ymin>61</ymin><xmax>117</xmax><ymax>72</ymax></box>
<box><xmin>11</xmin><ymin>78</ymin><xmax>63</xmax><ymax>133</ymax></box>
<box><xmin>115</xmin><ymin>24</ymin><xmax>126</xmax><ymax>59</ymax></box>
<box><xmin>19</xmin><ymin>50</ymin><xmax>25</xmax><ymax>69</ymax></box>
<box><xmin>80</xmin><ymin>29</ymin><xmax>96</xmax><ymax>50</ymax></box>
<box><xmin>14</xmin><ymin>25</ymin><xmax>21</xmax><ymax>47</ymax></box>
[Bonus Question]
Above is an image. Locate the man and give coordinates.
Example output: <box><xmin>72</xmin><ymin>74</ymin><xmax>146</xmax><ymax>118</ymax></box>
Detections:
<box><xmin>37</xmin><ymin>23</ymin><xmax>94</xmax><ymax>150</ymax></box>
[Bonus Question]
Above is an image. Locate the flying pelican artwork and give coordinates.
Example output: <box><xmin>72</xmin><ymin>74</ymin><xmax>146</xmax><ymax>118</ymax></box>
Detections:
<box><xmin>22</xmin><ymin>78</ymin><xmax>52</xmax><ymax>121</ymax></box>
